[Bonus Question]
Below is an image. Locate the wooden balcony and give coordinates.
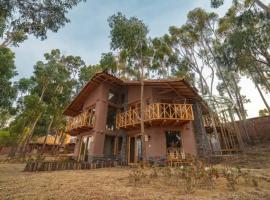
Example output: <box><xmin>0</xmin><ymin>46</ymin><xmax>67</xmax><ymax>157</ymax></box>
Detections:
<box><xmin>66</xmin><ymin>108</ymin><xmax>96</xmax><ymax>135</ymax></box>
<box><xmin>116</xmin><ymin>103</ymin><xmax>194</xmax><ymax>129</ymax></box>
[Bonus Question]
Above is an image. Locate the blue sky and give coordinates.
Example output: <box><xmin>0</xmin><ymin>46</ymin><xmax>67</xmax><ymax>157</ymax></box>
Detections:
<box><xmin>11</xmin><ymin>0</ymin><xmax>230</xmax><ymax>79</ymax></box>
<box><xmin>10</xmin><ymin>0</ymin><xmax>269</xmax><ymax>117</ymax></box>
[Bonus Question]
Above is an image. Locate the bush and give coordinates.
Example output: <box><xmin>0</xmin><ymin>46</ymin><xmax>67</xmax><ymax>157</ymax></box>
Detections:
<box><xmin>0</xmin><ymin>130</ymin><xmax>18</xmax><ymax>147</ymax></box>
<box><xmin>129</xmin><ymin>167</ymin><xmax>148</xmax><ymax>186</ymax></box>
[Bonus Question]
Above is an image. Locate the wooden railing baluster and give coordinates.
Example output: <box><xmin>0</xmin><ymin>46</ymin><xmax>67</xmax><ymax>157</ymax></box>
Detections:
<box><xmin>116</xmin><ymin>103</ymin><xmax>194</xmax><ymax>129</ymax></box>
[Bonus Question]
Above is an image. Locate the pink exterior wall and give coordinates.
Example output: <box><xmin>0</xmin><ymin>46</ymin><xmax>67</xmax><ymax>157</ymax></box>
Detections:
<box><xmin>127</xmin><ymin>86</ymin><xmax>153</xmax><ymax>104</ymax></box>
<box><xmin>125</xmin><ymin>121</ymin><xmax>198</xmax><ymax>159</ymax></box>
<box><xmin>73</xmin><ymin>83</ymin><xmax>199</xmax><ymax>160</ymax></box>
<box><xmin>181</xmin><ymin>121</ymin><xmax>197</xmax><ymax>155</ymax></box>
<box><xmin>74</xmin><ymin>83</ymin><xmax>110</xmax><ymax>158</ymax></box>
<box><xmin>237</xmin><ymin>116</ymin><xmax>270</xmax><ymax>141</ymax></box>
<box><xmin>0</xmin><ymin>146</ymin><xmax>12</xmax><ymax>155</ymax></box>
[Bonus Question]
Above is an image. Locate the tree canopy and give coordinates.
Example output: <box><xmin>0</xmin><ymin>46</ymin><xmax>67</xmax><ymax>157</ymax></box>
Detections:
<box><xmin>0</xmin><ymin>0</ymin><xmax>85</xmax><ymax>47</ymax></box>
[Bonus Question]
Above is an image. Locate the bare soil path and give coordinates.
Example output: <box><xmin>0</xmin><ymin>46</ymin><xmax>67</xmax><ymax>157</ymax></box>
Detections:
<box><xmin>0</xmin><ymin>142</ymin><xmax>270</xmax><ymax>200</ymax></box>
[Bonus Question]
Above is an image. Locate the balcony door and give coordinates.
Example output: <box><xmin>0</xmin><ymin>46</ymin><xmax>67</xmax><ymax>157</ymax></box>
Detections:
<box><xmin>79</xmin><ymin>136</ymin><xmax>92</xmax><ymax>162</ymax></box>
<box><xmin>128</xmin><ymin>135</ymin><xmax>142</xmax><ymax>164</ymax></box>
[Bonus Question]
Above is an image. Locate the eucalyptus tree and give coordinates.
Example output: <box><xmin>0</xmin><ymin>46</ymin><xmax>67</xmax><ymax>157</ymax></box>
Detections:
<box><xmin>217</xmin><ymin>0</ymin><xmax>270</xmax><ymax>86</ymax></box>
<box><xmin>12</xmin><ymin>49</ymin><xmax>84</xmax><ymax>156</ymax></box>
<box><xmin>150</xmin><ymin>35</ymin><xmax>180</xmax><ymax>78</ymax></box>
<box><xmin>78</xmin><ymin>64</ymin><xmax>102</xmax><ymax>90</ymax></box>
<box><xmin>100</xmin><ymin>52</ymin><xmax>118</xmax><ymax>74</ymax></box>
<box><xmin>0</xmin><ymin>0</ymin><xmax>85</xmax><ymax>47</ymax></box>
<box><xmin>211</xmin><ymin>0</ymin><xmax>270</xmax><ymax>14</ymax></box>
<box><xmin>169</xmin><ymin>8</ymin><xmax>221</xmax><ymax>97</ymax></box>
<box><xmin>108</xmin><ymin>12</ymin><xmax>151</xmax><ymax>163</ymax></box>
<box><xmin>259</xmin><ymin>108</ymin><xmax>270</xmax><ymax>116</ymax></box>
<box><xmin>0</xmin><ymin>47</ymin><xmax>17</xmax><ymax>128</ymax></box>
<box><xmin>216</xmin><ymin>0</ymin><xmax>270</xmax><ymax>116</ymax></box>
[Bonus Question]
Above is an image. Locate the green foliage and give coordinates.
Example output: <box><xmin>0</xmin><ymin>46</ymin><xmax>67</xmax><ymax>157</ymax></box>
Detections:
<box><xmin>100</xmin><ymin>52</ymin><xmax>117</xmax><ymax>74</ymax></box>
<box><xmin>10</xmin><ymin>49</ymin><xmax>85</xmax><ymax>143</ymax></box>
<box><xmin>108</xmin><ymin>12</ymin><xmax>149</xmax><ymax>54</ymax></box>
<box><xmin>222</xmin><ymin>167</ymin><xmax>259</xmax><ymax>191</ymax></box>
<box><xmin>0</xmin><ymin>130</ymin><xmax>18</xmax><ymax>146</ymax></box>
<box><xmin>0</xmin><ymin>47</ymin><xmax>17</xmax><ymax>128</ymax></box>
<box><xmin>108</xmin><ymin>12</ymin><xmax>152</xmax><ymax>80</ymax></box>
<box><xmin>211</xmin><ymin>0</ymin><xmax>224</xmax><ymax>8</ymax></box>
<box><xmin>78</xmin><ymin>65</ymin><xmax>101</xmax><ymax>90</ymax></box>
<box><xmin>259</xmin><ymin>108</ymin><xmax>270</xmax><ymax>116</ymax></box>
<box><xmin>0</xmin><ymin>0</ymin><xmax>85</xmax><ymax>47</ymax></box>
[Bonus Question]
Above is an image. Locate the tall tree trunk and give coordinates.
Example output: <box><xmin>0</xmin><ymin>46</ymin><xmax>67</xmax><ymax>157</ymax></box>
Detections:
<box><xmin>20</xmin><ymin>113</ymin><xmax>42</xmax><ymax>157</ymax></box>
<box><xmin>41</xmin><ymin>116</ymin><xmax>54</xmax><ymax>155</ymax></box>
<box><xmin>249</xmin><ymin>70</ymin><xmax>270</xmax><ymax>113</ymax></box>
<box><xmin>52</xmin><ymin>131</ymin><xmax>59</xmax><ymax>155</ymax></box>
<box><xmin>253</xmin><ymin>78</ymin><xmax>270</xmax><ymax>112</ymax></box>
<box><xmin>254</xmin><ymin>65</ymin><xmax>270</xmax><ymax>92</ymax></box>
<box><xmin>231</xmin><ymin>75</ymin><xmax>252</xmax><ymax>143</ymax></box>
<box><xmin>140</xmin><ymin>66</ymin><xmax>147</xmax><ymax>164</ymax></box>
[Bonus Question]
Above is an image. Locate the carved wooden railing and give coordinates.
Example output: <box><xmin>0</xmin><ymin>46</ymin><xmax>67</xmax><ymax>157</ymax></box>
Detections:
<box><xmin>66</xmin><ymin>108</ymin><xmax>95</xmax><ymax>134</ymax></box>
<box><xmin>116</xmin><ymin>103</ymin><xmax>194</xmax><ymax>129</ymax></box>
<box><xmin>203</xmin><ymin>114</ymin><xmax>221</xmax><ymax>127</ymax></box>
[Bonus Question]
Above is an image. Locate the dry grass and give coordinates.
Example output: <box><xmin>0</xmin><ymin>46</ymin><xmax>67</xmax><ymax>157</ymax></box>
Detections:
<box><xmin>0</xmin><ymin>142</ymin><xmax>270</xmax><ymax>200</ymax></box>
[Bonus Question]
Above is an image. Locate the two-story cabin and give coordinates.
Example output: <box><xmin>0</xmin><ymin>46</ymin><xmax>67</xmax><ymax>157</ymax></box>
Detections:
<box><xmin>63</xmin><ymin>72</ymin><xmax>217</xmax><ymax>163</ymax></box>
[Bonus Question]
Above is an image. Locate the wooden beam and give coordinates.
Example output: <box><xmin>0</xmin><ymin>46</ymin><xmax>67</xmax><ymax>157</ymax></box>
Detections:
<box><xmin>166</xmin><ymin>83</ymin><xmax>186</xmax><ymax>99</ymax></box>
<box><xmin>159</xmin><ymin>88</ymin><xmax>173</xmax><ymax>95</ymax></box>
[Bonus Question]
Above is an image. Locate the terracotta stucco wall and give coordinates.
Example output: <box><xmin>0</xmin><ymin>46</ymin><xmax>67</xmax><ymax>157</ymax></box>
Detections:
<box><xmin>74</xmin><ymin>83</ymin><xmax>110</xmax><ymax>158</ymax></box>
<box><xmin>74</xmin><ymin>83</ymin><xmax>200</xmax><ymax>160</ymax></box>
<box><xmin>127</xmin><ymin>86</ymin><xmax>153</xmax><ymax>104</ymax></box>
<box><xmin>181</xmin><ymin>121</ymin><xmax>197</xmax><ymax>155</ymax></box>
<box><xmin>125</xmin><ymin>122</ymin><xmax>198</xmax><ymax>159</ymax></box>
<box><xmin>238</xmin><ymin>116</ymin><xmax>270</xmax><ymax>141</ymax></box>
<box><xmin>125</xmin><ymin>85</ymin><xmax>198</xmax><ymax>159</ymax></box>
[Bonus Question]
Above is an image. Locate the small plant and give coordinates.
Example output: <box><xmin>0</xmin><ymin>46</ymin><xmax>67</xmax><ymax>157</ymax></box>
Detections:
<box><xmin>149</xmin><ymin>166</ymin><xmax>159</xmax><ymax>179</ymax></box>
<box><xmin>129</xmin><ymin>167</ymin><xmax>147</xmax><ymax>186</ymax></box>
<box><xmin>180</xmin><ymin>166</ymin><xmax>196</xmax><ymax>194</ymax></box>
<box><xmin>199</xmin><ymin>166</ymin><xmax>219</xmax><ymax>189</ymax></box>
<box><xmin>222</xmin><ymin>167</ymin><xmax>241</xmax><ymax>191</ymax></box>
<box><xmin>162</xmin><ymin>166</ymin><xmax>175</xmax><ymax>185</ymax></box>
<box><xmin>239</xmin><ymin>169</ymin><xmax>259</xmax><ymax>187</ymax></box>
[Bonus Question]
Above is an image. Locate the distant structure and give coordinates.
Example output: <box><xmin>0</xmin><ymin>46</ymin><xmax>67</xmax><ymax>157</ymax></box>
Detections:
<box><xmin>63</xmin><ymin>72</ymin><xmax>241</xmax><ymax>164</ymax></box>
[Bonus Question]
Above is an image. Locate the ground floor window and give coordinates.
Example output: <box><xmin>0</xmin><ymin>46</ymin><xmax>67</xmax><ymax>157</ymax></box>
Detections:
<box><xmin>166</xmin><ymin>130</ymin><xmax>184</xmax><ymax>160</ymax></box>
<box><xmin>166</xmin><ymin>130</ymin><xmax>182</xmax><ymax>149</ymax></box>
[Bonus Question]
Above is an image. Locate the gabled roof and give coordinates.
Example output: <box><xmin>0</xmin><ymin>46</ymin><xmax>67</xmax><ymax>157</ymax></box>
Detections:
<box><xmin>63</xmin><ymin>71</ymin><xmax>209</xmax><ymax>116</ymax></box>
<box><xmin>63</xmin><ymin>72</ymin><xmax>123</xmax><ymax>116</ymax></box>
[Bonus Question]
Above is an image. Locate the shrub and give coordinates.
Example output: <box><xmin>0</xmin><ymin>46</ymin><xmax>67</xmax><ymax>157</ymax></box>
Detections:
<box><xmin>129</xmin><ymin>167</ymin><xmax>148</xmax><ymax>186</ymax></box>
<box><xmin>222</xmin><ymin>167</ymin><xmax>242</xmax><ymax>191</ymax></box>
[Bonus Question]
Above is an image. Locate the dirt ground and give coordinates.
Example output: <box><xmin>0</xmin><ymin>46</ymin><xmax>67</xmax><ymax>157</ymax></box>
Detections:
<box><xmin>0</xmin><ymin>143</ymin><xmax>270</xmax><ymax>200</ymax></box>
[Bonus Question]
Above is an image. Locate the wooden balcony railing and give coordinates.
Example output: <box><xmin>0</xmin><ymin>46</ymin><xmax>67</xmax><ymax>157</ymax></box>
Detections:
<box><xmin>116</xmin><ymin>103</ymin><xmax>194</xmax><ymax>129</ymax></box>
<box><xmin>203</xmin><ymin>114</ymin><xmax>221</xmax><ymax>127</ymax></box>
<box><xmin>66</xmin><ymin>108</ymin><xmax>95</xmax><ymax>135</ymax></box>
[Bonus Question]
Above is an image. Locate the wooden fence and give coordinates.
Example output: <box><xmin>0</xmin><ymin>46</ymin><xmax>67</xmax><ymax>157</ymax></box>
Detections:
<box><xmin>24</xmin><ymin>160</ymin><xmax>128</xmax><ymax>172</ymax></box>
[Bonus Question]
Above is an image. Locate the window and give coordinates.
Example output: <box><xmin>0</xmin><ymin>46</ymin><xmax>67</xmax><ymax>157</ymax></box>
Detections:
<box><xmin>108</xmin><ymin>90</ymin><xmax>119</xmax><ymax>104</ymax></box>
<box><xmin>106</xmin><ymin>106</ymin><xmax>117</xmax><ymax>131</ymax></box>
<box><xmin>165</xmin><ymin>130</ymin><xmax>182</xmax><ymax>149</ymax></box>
